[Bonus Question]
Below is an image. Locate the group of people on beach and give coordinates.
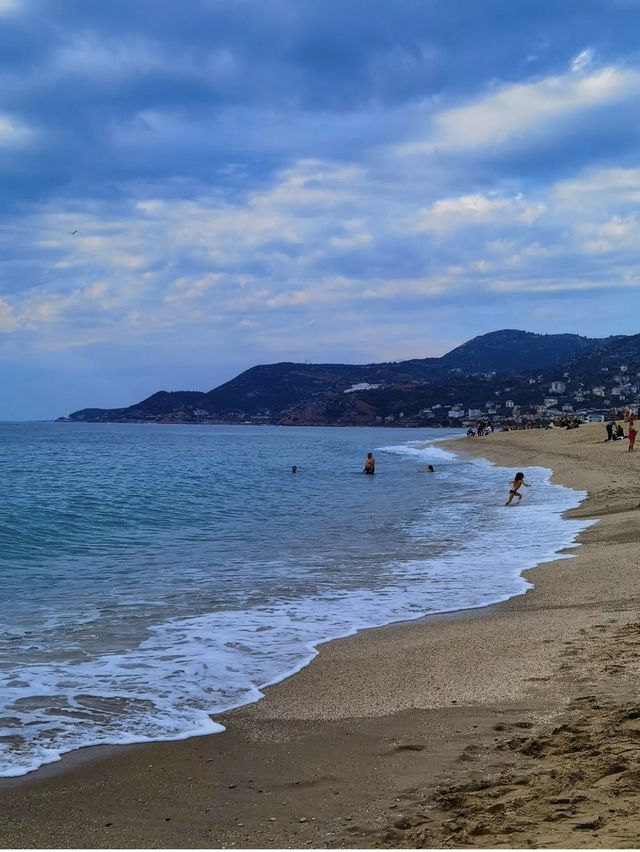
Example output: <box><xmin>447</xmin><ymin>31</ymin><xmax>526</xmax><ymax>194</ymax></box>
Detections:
<box><xmin>606</xmin><ymin>416</ymin><xmax>637</xmax><ymax>451</ymax></box>
<box><xmin>466</xmin><ymin>420</ymin><xmax>494</xmax><ymax>437</ymax></box>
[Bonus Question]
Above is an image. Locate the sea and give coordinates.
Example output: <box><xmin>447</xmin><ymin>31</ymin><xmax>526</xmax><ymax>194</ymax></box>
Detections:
<box><xmin>0</xmin><ymin>422</ymin><xmax>591</xmax><ymax>778</ymax></box>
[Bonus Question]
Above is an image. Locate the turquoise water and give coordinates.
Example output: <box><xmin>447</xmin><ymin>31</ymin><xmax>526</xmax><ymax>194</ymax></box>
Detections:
<box><xmin>0</xmin><ymin>423</ymin><xmax>590</xmax><ymax>776</ymax></box>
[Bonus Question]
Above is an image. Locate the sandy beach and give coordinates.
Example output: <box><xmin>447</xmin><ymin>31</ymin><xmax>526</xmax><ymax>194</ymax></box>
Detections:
<box><xmin>2</xmin><ymin>423</ymin><xmax>640</xmax><ymax>849</ymax></box>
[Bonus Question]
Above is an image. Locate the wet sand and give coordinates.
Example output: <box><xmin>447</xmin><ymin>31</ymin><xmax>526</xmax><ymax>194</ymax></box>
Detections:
<box><xmin>2</xmin><ymin>424</ymin><xmax>640</xmax><ymax>848</ymax></box>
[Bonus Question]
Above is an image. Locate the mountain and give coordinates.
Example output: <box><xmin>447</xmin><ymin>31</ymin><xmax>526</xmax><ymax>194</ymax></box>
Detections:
<box><xmin>557</xmin><ymin>333</ymin><xmax>637</xmax><ymax>380</ymax></box>
<box><xmin>439</xmin><ymin>329</ymin><xmax>600</xmax><ymax>372</ymax></box>
<box><xmin>68</xmin><ymin>329</ymin><xmax>627</xmax><ymax>426</ymax></box>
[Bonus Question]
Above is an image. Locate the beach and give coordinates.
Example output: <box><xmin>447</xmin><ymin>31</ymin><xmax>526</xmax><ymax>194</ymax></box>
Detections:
<box><xmin>2</xmin><ymin>423</ymin><xmax>640</xmax><ymax>848</ymax></box>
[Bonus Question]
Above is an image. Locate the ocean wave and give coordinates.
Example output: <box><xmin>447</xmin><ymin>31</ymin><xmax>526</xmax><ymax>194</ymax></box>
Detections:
<box><xmin>0</xmin><ymin>427</ymin><xmax>593</xmax><ymax>777</ymax></box>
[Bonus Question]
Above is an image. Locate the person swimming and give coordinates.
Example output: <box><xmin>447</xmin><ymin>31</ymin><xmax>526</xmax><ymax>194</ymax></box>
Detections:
<box><xmin>418</xmin><ymin>464</ymin><xmax>435</xmax><ymax>472</ymax></box>
<box><xmin>291</xmin><ymin>465</ymin><xmax>298</xmax><ymax>473</ymax></box>
<box><xmin>505</xmin><ymin>471</ymin><xmax>530</xmax><ymax>506</ymax></box>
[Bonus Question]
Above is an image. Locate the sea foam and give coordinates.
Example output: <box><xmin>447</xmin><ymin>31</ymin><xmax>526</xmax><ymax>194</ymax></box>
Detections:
<box><xmin>0</xmin><ymin>426</ymin><xmax>593</xmax><ymax>777</ymax></box>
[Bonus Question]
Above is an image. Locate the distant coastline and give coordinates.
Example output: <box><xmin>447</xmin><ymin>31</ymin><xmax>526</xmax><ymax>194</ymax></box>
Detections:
<box><xmin>64</xmin><ymin>328</ymin><xmax>640</xmax><ymax>429</ymax></box>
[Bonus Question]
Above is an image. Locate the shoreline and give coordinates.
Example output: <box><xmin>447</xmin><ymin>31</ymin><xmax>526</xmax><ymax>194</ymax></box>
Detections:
<box><xmin>2</xmin><ymin>424</ymin><xmax>640</xmax><ymax>848</ymax></box>
<box><xmin>0</xmin><ymin>435</ymin><xmax>584</xmax><ymax>787</ymax></box>
<box><xmin>0</xmin><ymin>597</ymin><xmax>536</xmax><ymax>792</ymax></box>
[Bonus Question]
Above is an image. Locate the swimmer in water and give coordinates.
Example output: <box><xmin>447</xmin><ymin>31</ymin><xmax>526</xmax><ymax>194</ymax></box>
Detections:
<box><xmin>505</xmin><ymin>471</ymin><xmax>530</xmax><ymax>506</ymax></box>
<box><xmin>291</xmin><ymin>465</ymin><xmax>298</xmax><ymax>473</ymax></box>
<box><xmin>363</xmin><ymin>452</ymin><xmax>375</xmax><ymax>475</ymax></box>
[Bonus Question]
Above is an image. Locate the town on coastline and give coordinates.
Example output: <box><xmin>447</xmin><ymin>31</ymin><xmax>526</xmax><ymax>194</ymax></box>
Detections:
<box><xmin>411</xmin><ymin>369</ymin><xmax>637</xmax><ymax>431</ymax></box>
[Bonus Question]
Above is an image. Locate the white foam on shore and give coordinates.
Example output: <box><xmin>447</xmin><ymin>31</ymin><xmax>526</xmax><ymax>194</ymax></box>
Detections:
<box><xmin>0</xmin><ymin>441</ymin><xmax>594</xmax><ymax>778</ymax></box>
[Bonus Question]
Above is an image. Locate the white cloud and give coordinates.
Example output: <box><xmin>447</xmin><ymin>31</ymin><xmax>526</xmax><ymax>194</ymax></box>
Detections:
<box><xmin>360</xmin><ymin>277</ymin><xmax>446</xmax><ymax>299</ymax></box>
<box><xmin>163</xmin><ymin>274</ymin><xmax>223</xmax><ymax>305</ymax></box>
<box><xmin>400</xmin><ymin>66</ymin><xmax>640</xmax><ymax>153</ymax></box>
<box><xmin>554</xmin><ymin>167</ymin><xmax>640</xmax><ymax>207</ymax></box>
<box><xmin>20</xmin><ymin>279</ymin><xmax>133</xmax><ymax>327</ymax></box>
<box><xmin>415</xmin><ymin>192</ymin><xmax>545</xmax><ymax>232</ymax></box>
<box><xmin>6</xmin><ymin>145</ymin><xmax>640</xmax><ymax>354</ymax></box>
<box><xmin>0</xmin><ymin>113</ymin><xmax>33</xmax><ymax>147</ymax></box>
<box><xmin>250</xmin><ymin>160</ymin><xmax>364</xmax><ymax>209</ymax></box>
<box><xmin>580</xmin><ymin>215</ymin><xmax>640</xmax><ymax>253</ymax></box>
<box><xmin>0</xmin><ymin>299</ymin><xmax>19</xmax><ymax>332</ymax></box>
<box><xmin>571</xmin><ymin>48</ymin><xmax>594</xmax><ymax>73</ymax></box>
<box><xmin>432</xmin><ymin>194</ymin><xmax>509</xmax><ymax>216</ymax></box>
<box><xmin>490</xmin><ymin>277</ymin><xmax>640</xmax><ymax>294</ymax></box>
<box><xmin>329</xmin><ymin>232</ymin><xmax>372</xmax><ymax>249</ymax></box>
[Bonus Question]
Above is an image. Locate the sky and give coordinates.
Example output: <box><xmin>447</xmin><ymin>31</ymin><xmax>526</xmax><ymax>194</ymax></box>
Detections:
<box><xmin>2</xmin><ymin>0</ymin><xmax>640</xmax><ymax>418</ymax></box>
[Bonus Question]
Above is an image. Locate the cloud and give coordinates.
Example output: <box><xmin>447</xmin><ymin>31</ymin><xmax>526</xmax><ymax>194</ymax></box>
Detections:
<box><xmin>579</xmin><ymin>215</ymin><xmax>640</xmax><ymax>253</ymax></box>
<box><xmin>414</xmin><ymin>193</ymin><xmax>545</xmax><ymax>232</ymax></box>
<box><xmin>0</xmin><ymin>299</ymin><xmax>19</xmax><ymax>332</ymax></box>
<box><xmin>554</xmin><ymin>167</ymin><xmax>640</xmax><ymax>207</ymax></box>
<box><xmin>0</xmin><ymin>113</ymin><xmax>33</xmax><ymax>147</ymax></box>
<box><xmin>5</xmin><ymin>143</ymin><xmax>639</xmax><ymax>355</ymax></box>
<box><xmin>3</xmin><ymin>0</ymin><xmax>640</xmax><ymax>418</ymax></box>
<box><xmin>489</xmin><ymin>276</ymin><xmax>640</xmax><ymax>294</ymax></box>
<box><xmin>571</xmin><ymin>48</ymin><xmax>594</xmax><ymax>73</ymax></box>
<box><xmin>399</xmin><ymin>65</ymin><xmax>640</xmax><ymax>154</ymax></box>
<box><xmin>50</xmin><ymin>32</ymin><xmax>239</xmax><ymax>85</ymax></box>
<box><xmin>21</xmin><ymin>281</ymin><xmax>125</xmax><ymax>326</ymax></box>
<box><xmin>329</xmin><ymin>231</ymin><xmax>372</xmax><ymax>249</ymax></box>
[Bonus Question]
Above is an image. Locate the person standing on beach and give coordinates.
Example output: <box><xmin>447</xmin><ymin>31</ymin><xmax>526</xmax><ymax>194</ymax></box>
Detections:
<box><xmin>505</xmin><ymin>472</ymin><xmax>530</xmax><ymax>506</ymax></box>
<box><xmin>628</xmin><ymin>424</ymin><xmax>637</xmax><ymax>452</ymax></box>
<box><xmin>363</xmin><ymin>452</ymin><xmax>376</xmax><ymax>475</ymax></box>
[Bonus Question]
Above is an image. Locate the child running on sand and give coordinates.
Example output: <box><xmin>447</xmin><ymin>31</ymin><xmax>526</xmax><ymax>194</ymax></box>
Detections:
<box><xmin>505</xmin><ymin>471</ymin><xmax>531</xmax><ymax>506</ymax></box>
